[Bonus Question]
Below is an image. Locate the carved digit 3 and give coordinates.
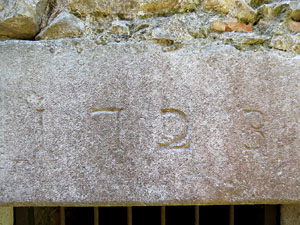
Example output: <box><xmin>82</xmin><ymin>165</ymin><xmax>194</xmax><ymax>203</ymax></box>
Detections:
<box><xmin>243</xmin><ymin>109</ymin><xmax>265</xmax><ymax>150</ymax></box>
<box><xmin>157</xmin><ymin>108</ymin><xmax>190</xmax><ymax>150</ymax></box>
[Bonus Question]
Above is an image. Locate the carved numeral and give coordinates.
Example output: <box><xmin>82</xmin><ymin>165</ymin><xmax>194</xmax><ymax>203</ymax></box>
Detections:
<box><xmin>91</xmin><ymin>108</ymin><xmax>123</xmax><ymax>151</ymax></box>
<box><xmin>243</xmin><ymin>109</ymin><xmax>265</xmax><ymax>150</ymax></box>
<box><xmin>157</xmin><ymin>108</ymin><xmax>190</xmax><ymax>150</ymax></box>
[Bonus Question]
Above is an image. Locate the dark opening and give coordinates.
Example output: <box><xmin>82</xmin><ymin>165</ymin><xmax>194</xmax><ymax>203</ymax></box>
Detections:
<box><xmin>65</xmin><ymin>207</ymin><xmax>94</xmax><ymax>225</ymax></box>
<box><xmin>199</xmin><ymin>205</ymin><xmax>230</xmax><ymax>225</ymax></box>
<box><xmin>166</xmin><ymin>206</ymin><xmax>195</xmax><ymax>225</ymax></box>
<box><xmin>13</xmin><ymin>204</ymin><xmax>280</xmax><ymax>225</ymax></box>
<box><xmin>98</xmin><ymin>207</ymin><xmax>127</xmax><ymax>225</ymax></box>
<box><xmin>132</xmin><ymin>206</ymin><xmax>160</xmax><ymax>225</ymax></box>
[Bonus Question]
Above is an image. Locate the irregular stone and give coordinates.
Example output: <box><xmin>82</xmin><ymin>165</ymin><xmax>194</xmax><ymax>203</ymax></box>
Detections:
<box><xmin>202</xmin><ymin>0</ymin><xmax>230</xmax><ymax>13</ymax></box>
<box><xmin>290</xmin><ymin>1</ymin><xmax>300</xmax><ymax>21</ymax></box>
<box><xmin>36</xmin><ymin>12</ymin><xmax>84</xmax><ymax>40</ymax></box>
<box><xmin>211</xmin><ymin>20</ymin><xmax>227</xmax><ymax>32</ymax></box>
<box><xmin>292</xmin><ymin>35</ymin><xmax>300</xmax><ymax>54</ymax></box>
<box><xmin>0</xmin><ymin>0</ymin><xmax>48</xmax><ymax>39</ymax></box>
<box><xmin>217</xmin><ymin>32</ymin><xmax>269</xmax><ymax>45</ymax></box>
<box><xmin>150</xmin><ymin>14</ymin><xmax>194</xmax><ymax>43</ymax></box>
<box><xmin>281</xmin><ymin>205</ymin><xmax>300</xmax><ymax>225</ymax></box>
<box><xmin>229</xmin><ymin>0</ymin><xmax>257</xmax><ymax>23</ymax></box>
<box><xmin>288</xmin><ymin>19</ymin><xmax>300</xmax><ymax>32</ymax></box>
<box><xmin>0</xmin><ymin>207</ymin><xmax>13</xmax><ymax>225</ymax></box>
<box><xmin>258</xmin><ymin>1</ymin><xmax>296</xmax><ymax>20</ymax></box>
<box><xmin>249</xmin><ymin>0</ymin><xmax>276</xmax><ymax>8</ymax></box>
<box><xmin>109</xmin><ymin>20</ymin><xmax>131</xmax><ymax>36</ymax></box>
<box><xmin>225</xmin><ymin>21</ymin><xmax>253</xmax><ymax>32</ymax></box>
<box><xmin>212</xmin><ymin>21</ymin><xmax>253</xmax><ymax>32</ymax></box>
<box><xmin>270</xmin><ymin>34</ymin><xmax>295</xmax><ymax>51</ymax></box>
<box><xmin>237</xmin><ymin>35</ymin><xmax>268</xmax><ymax>44</ymax></box>
<box><xmin>202</xmin><ymin>0</ymin><xmax>257</xmax><ymax>23</ymax></box>
<box><xmin>67</xmin><ymin>0</ymin><xmax>200</xmax><ymax>17</ymax></box>
<box><xmin>0</xmin><ymin>40</ymin><xmax>300</xmax><ymax>205</ymax></box>
<box><xmin>139</xmin><ymin>0</ymin><xmax>200</xmax><ymax>15</ymax></box>
<box><xmin>186</xmin><ymin>14</ymin><xmax>210</xmax><ymax>38</ymax></box>
<box><xmin>258</xmin><ymin>20</ymin><xmax>289</xmax><ymax>36</ymax></box>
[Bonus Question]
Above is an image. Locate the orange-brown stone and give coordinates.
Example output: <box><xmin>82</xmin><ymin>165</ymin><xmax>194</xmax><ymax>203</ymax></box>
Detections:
<box><xmin>288</xmin><ymin>19</ymin><xmax>300</xmax><ymax>32</ymax></box>
<box><xmin>212</xmin><ymin>21</ymin><xmax>253</xmax><ymax>32</ymax></box>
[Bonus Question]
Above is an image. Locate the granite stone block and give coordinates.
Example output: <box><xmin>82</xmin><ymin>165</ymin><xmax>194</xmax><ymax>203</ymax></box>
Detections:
<box><xmin>0</xmin><ymin>40</ymin><xmax>299</xmax><ymax>205</ymax></box>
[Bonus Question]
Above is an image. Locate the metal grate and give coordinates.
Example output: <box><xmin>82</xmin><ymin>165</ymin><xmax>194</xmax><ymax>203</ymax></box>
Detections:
<box><xmin>14</xmin><ymin>205</ymin><xmax>280</xmax><ymax>225</ymax></box>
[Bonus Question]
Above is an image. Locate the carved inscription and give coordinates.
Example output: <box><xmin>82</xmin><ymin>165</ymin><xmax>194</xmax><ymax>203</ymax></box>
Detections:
<box><xmin>243</xmin><ymin>109</ymin><xmax>265</xmax><ymax>150</ymax></box>
<box><xmin>91</xmin><ymin>108</ymin><xmax>123</xmax><ymax>151</ymax></box>
<box><xmin>157</xmin><ymin>108</ymin><xmax>190</xmax><ymax>150</ymax></box>
<box><xmin>90</xmin><ymin>107</ymin><xmax>268</xmax><ymax>151</ymax></box>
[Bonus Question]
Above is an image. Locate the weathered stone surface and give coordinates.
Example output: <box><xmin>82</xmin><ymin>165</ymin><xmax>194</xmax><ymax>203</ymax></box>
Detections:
<box><xmin>67</xmin><ymin>0</ymin><xmax>200</xmax><ymax>17</ymax></box>
<box><xmin>290</xmin><ymin>1</ymin><xmax>300</xmax><ymax>21</ymax></box>
<box><xmin>202</xmin><ymin>0</ymin><xmax>257</xmax><ymax>23</ymax></box>
<box><xmin>150</xmin><ymin>14</ymin><xmax>194</xmax><ymax>43</ymax></box>
<box><xmin>0</xmin><ymin>0</ymin><xmax>48</xmax><ymax>39</ymax></box>
<box><xmin>36</xmin><ymin>12</ymin><xmax>84</xmax><ymax>40</ymax></box>
<box><xmin>288</xmin><ymin>19</ymin><xmax>300</xmax><ymax>32</ymax></box>
<box><xmin>269</xmin><ymin>34</ymin><xmax>300</xmax><ymax>52</ymax></box>
<box><xmin>292</xmin><ymin>36</ymin><xmax>300</xmax><ymax>54</ymax></box>
<box><xmin>215</xmin><ymin>32</ymin><xmax>269</xmax><ymax>48</ymax></box>
<box><xmin>0</xmin><ymin>40</ymin><xmax>300</xmax><ymax>205</ymax></box>
<box><xmin>281</xmin><ymin>205</ymin><xmax>300</xmax><ymax>225</ymax></box>
<box><xmin>0</xmin><ymin>207</ymin><xmax>13</xmax><ymax>225</ymax></box>
<box><xmin>109</xmin><ymin>20</ymin><xmax>131</xmax><ymax>36</ymax></box>
<box><xmin>249</xmin><ymin>0</ymin><xmax>276</xmax><ymax>8</ymax></box>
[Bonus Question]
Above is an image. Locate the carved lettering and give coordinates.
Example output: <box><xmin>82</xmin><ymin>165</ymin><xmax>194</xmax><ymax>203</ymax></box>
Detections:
<box><xmin>243</xmin><ymin>109</ymin><xmax>265</xmax><ymax>150</ymax></box>
<box><xmin>91</xmin><ymin>108</ymin><xmax>123</xmax><ymax>151</ymax></box>
<box><xmin>157</xmin><ymin>108</ymin><xmax>190</xmax><ymax>150</ymax></box>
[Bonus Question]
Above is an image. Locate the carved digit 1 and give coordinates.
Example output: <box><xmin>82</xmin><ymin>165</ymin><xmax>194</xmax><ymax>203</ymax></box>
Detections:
<box><xmin>157</xmin><ymin>108</ymin><xmax>190</xmax><ymax>149</ymax></box>
<box><xmin>91</xmin><ymin>108</ymin><xmax>123</xmax><ymax>150</ymax></box>
<box><xmin>243</xmin><ymin>109</ymin><xmax>265</xmax><ymax>150</ymax></box>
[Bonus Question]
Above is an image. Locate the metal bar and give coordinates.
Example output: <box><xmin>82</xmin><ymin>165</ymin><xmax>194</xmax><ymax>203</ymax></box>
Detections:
<box><xmin>127</xmin><ymin>207</ymin><xmax>132</xmax><ymax>225</ymax></box>
<box><xmin>229</xmin><ymin>206</ymin><xmax>234</xmax><ymax>225</ymax></box>
<box><xmin>94</xmin><ymin>207</ymin><xmax>99</xmax><ymax>225</ymax></box>
<box><xmin>161</xmin><ymin>206</ymin><xmax>166</xmax><ymax>225</ymax></box>
<box><xmin>60</xmin><ymin>207</ymin><xmax>65</xmax><ymax>225</ymax></box>
<box><xmin>195</xmin><ymin>206</ymin><xmax>199</xmax><ymax>225</ymax></box>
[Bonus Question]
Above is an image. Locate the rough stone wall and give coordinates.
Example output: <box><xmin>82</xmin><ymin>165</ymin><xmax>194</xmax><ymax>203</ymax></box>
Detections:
<box><xmin>0</xmin><ymin>0</ymin><xmax>299</xmax><ymax>54</ymax></box>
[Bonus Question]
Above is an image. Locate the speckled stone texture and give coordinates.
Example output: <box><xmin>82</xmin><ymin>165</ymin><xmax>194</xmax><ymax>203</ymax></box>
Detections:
<box><xmin>0</xmin><ymin>39</ymin><xmax>300</xmax><ymax>206</ymax></box>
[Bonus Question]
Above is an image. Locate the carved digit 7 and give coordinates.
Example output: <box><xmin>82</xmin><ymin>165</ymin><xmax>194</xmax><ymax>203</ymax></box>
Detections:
<box><xmin>91</xmin><ymin>108</ymin><xmax>123</xmax><ymax>150</ymax></box>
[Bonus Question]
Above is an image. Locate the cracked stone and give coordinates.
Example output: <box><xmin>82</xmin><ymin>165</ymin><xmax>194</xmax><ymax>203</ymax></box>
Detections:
<box><xmin>0</xmin><ymin>0</ymin><xmax>48</xmax><ymax>39</ymax></box>
<box><xmin>202</xmin><ymin>0</ymin><xmax>257</xmax><ymax>23</ymax></box>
